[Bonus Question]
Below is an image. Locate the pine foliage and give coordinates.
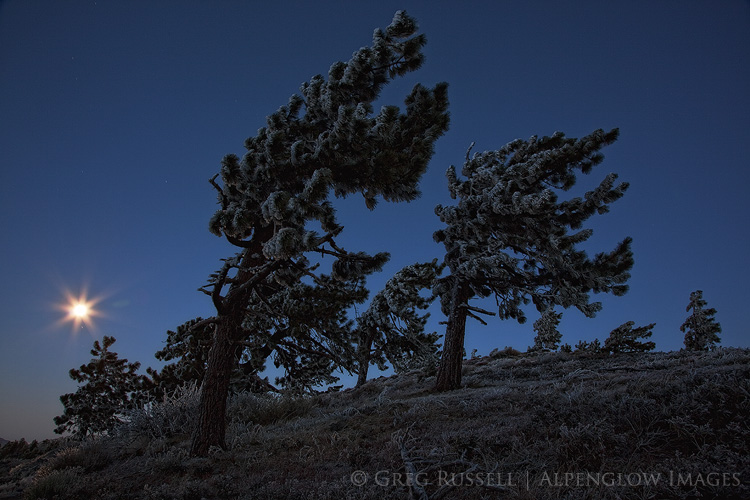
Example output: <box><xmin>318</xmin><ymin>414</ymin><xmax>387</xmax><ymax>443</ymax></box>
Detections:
<box><xmin>206</xmin><ymin>10</ymin><xmax>449</xmax><ymax>251</ymax></box>
<box><xmin>603</xmin><ymin>321</ymin><xmax>656</xmax><ymax>353</ymax></box>
<box><xmin>53</xmin><ymin>336</ymin><xmax>150</xmax><ymax>438</ymax></box>
<box><xmin>681</xmin><ymin>290</ymin><xmax>721</xmax><ymax>351</ymax></box>
<box><xmin>356</xmin><ymin>260</ymin><xmax>442</xmax><ymax>383</ymax></box>
<box><xmin>148</xmin><ymin>318</ymin><xmax>213</xmax><ymax>398</ymax></box>
<box><xmin>242</xmin><ymin>271</ymin><xmax>372</xmax><ymax>392</ymax></box>
<box><xmin>434</xmin><ymin>128</ymin><xmax>633</xmax><ymax>322</ymax></box>
<box><xmin>574</xmin><ymin>338</ymin><xmax>602</xmax><ymax>353</ymax></box>
<box><xmin>147</xmin><ymin>318</ymin><xmax>277</xmax><ymax>398</ymax></box>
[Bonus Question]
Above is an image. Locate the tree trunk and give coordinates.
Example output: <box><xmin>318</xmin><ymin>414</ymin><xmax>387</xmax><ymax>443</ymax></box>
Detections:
<box><xmin>434</xmin><ymin>280</ymin><xmax>469</xmax><ymax>391</ymax></box>
<box><xmin>190</xmin><ymin>241</ymin><xmax>272</xmax><ymax>456</ymax></box>
<box><xmin>190</xmin><ymin>320</ymin><xmax>236</xmax><ymax>456</ymax></box>
<box><xmin>355</xmin><ymin>329</ymin><xmax>375</xmax><ymax>387</ymax></box>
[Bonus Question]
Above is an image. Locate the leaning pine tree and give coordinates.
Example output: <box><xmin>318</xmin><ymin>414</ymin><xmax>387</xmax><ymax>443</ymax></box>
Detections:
<box><xmin>433</xmin><ymin>129</ymin><xmax>634</xmax><ymax>391</ymax></box>
<box><xmin>603</xmin><ymin>321</ymin><xmax>656</xmax><ymax>353</ymax></box>
<box><xmin>190</xmin><ymin>12</ymin><xmax>449</xmax><ymax>455</ymax></box>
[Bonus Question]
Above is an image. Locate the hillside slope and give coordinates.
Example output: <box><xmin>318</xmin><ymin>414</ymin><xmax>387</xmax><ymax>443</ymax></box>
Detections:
<box><xmin>2</xmin><ymin>348</ymin><xmax>748</xmax><ymax>499</ymax></box>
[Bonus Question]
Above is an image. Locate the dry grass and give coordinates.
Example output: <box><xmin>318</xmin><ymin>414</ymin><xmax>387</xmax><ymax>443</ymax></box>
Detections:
<box><xmin>2</xmin><ymin>348</ymin><xmax>748</xmax><ymax>499</ymax></box>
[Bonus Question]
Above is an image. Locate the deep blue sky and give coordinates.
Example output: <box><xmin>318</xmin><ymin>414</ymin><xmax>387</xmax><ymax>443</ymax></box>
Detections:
<box><xmin>1</xmin><ymin>1</ymin><xmax>748</xmax><ymax>441</ymax></box>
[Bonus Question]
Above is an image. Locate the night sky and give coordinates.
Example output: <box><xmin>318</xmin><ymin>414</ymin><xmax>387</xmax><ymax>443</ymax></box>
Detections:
<box><xmin>1</xmin><ymin>1</ymin><xmax>748</xmax><ymax>441</ymax></box>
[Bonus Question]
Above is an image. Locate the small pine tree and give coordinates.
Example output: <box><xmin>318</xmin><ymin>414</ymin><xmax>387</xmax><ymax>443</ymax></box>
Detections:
<box><xmin>680</xmin><ymin>290</ymin><xmax>721</xmax><ymax>351</ymax></box>
<box><xmin>54</xmin><ymin>336</ymin><xmax>150</xmax><ymax>437</ymax></box>
<box><xmin>355</xmin><ymin>260</ymin><xmax>442</xmax><ymax>386</ymax></box>
<box><xmin>574</xmin><ymin>338</ymin><xmax>602</xmax><ymax>353</ymax></box>
<box><xmin>530</xmin><ymin>309</ymin><xmax>563</xmax><ymax>351</ymax></box>
<box><xmin>603</xmin><ymin>321</ymin><xmax>656</xmax><ymax>353</ymax></box>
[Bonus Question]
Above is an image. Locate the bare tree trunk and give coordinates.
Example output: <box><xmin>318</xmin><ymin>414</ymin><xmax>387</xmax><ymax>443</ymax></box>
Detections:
<box><xmin>190</xmin><ymin>320</ymin><xmax>236</xmax><ymax>456</ymax></box>
<box><xmin>434</xmin><ymin>280</ymin><xmax>469</xmax><ymax>391</ymax></box>
<box><xmin>190</xmin><ymin>240</ymin><xmax>274</xmax><ymax>456</ymax></box>
<box><xmin>355</xmin><ymin>328</ymin><xmax>375</xmax><ymax>387</ymax></box>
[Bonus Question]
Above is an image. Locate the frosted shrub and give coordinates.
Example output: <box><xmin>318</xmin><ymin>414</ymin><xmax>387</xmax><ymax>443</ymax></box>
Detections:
<box><xmin>25</xmin><ymin>467</ymin><xmax>84</xmax><ymax>500</ymax></box>
<box><xmin>227</xmin><ymin>391</ymin><xmax>314</xmax><ymax>427</ymax></box>
<box><xmin>118</xmin><ymin>382</ymin><xmax>200</xmax><ymax>439</ymax></box>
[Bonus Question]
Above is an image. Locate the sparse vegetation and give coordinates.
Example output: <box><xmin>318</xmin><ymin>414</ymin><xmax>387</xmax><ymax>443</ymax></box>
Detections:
<box><xmin>5</xmin><ymin>349</ymin><xmax>748</xmax><ymax>499</ymax></box>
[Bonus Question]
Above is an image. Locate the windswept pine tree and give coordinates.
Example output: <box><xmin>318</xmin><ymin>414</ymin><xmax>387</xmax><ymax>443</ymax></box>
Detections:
<box><xmin>603</xmin><ymin>321</ymin><xmax>656</xmax><ymax>353</ymax></box>
<box><xmin>433</xmin><ymin>129</ymin><xmax>634</xmax><ymax>391</ymax></box>
<box><xmin>355</xmin><ymin>260</ymin><xmax>442</xmax><ymax>386</ymax></box>
<box><xmin>190</xmin><ymin>12</ymin><xmax>449</xmax><ymax>455</ymax></box>
<box><xmin>54</xmin><ymin>336</ymin><xmax>150</xmax><ymax>437</ymax></box>
<box><xmin>681</xmin><ymin>290</ymin><xmax>721</xmax><ymax>351</ymax></box>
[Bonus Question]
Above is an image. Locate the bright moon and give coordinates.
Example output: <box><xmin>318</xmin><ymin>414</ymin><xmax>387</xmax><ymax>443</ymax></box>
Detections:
<box><xmin>72</xmin><ymin>303</ymin><xmax>89</xmax><ymax>318</ymax></box>
<box><xmin>58</xmin><ymin>290</ymin><xmax>102</xmax><ymax>333</ymax></box>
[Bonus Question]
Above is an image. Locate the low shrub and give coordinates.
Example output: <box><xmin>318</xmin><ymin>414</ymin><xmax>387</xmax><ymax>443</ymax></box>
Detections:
<box><xmin>25</xmin><ymin>466</ymin><xmax>84</xmax><ymax>500</ymax></box>
<box><xmin>118</xmin><ymin>382</ymin><xmax>200</xmax><ymax>439</ymax></box>
<box><xmin>227</xmin><ymin>392</ymin><xmax>315</xmax><ymax>427</ymax></box>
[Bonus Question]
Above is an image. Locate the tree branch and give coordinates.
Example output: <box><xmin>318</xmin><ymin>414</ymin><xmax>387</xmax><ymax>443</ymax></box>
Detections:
<box><xmin>187</xmin><ymin>317</ymin><xmax>219</xmax><ymax>334</ymax></box>
<box><xmin>466</xmin><ymin>310</ymin><xmax>488</xmax><ymax>326</ymax></box>
<box><xmin>209</xmin><ymin>174</ymin><xmax>227</xmax><ymax>210</ymax></box>
<box><xmin>228</xmin><ymin>259</ymin><xmax>284</xmax><ymax>301</ymax></box>
<box><xmin>462</xmin><ymin>304</ymin><xmax>496</xmax><ymax>317</ymax></box>
<box><xmin>225</xmin><ymin>233</ymin><xmax>255</xmax><ymax>248</ymax></box>
<box><xmin>393</xmin><ymin>428</ymin><xmax>429</xmax><ymax>500</ymax></box>
<box><xmin>278</xmin><ymin>340</ymin><xmax>338</xmax><ymax>362</ymax></box>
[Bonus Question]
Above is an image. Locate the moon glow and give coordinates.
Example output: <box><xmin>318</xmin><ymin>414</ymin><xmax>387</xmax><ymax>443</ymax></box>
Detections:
<box><xmin>58</xmin><ymin>290</ymin><xmax>101</xmax><ymax>333</ymax></box>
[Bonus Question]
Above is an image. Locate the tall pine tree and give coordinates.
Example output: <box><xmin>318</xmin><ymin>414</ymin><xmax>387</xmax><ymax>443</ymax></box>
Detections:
<box><xmin>433</xmin><ymin>129</ymin><xmax>633</xmax><ymax>390</ymax></box>
<box><xmin>190</xmin><ymin>12</ymin><xmax>449</xmax><ymax>455</ymax></box>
